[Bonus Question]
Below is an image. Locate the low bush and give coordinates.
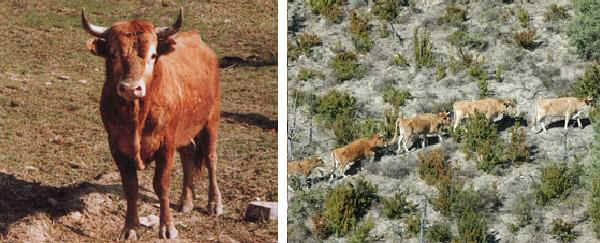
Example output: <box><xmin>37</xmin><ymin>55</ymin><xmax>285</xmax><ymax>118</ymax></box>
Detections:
<box><xmin>392</xmin><ymin>53</ymin><xmax>409</xmax><ymax>66</ymax></box>
<box><xmin>544</xmin><ymin>4</ymin><xmax>569</xmax><ymax>21</ymax></box>
<box><xmin>372</xmin><ymin>0</ymin><xmax>408</xmax><ymax>22</ymax></box>
<box><xmin>308</xmin><ymin>0</ymin><xmax>345</xmax><ymax>23</ymax></box>
<box><xmin>349</xmin><ymin>11</ymin><xmax>373</xmax><ymax>53</ymax></box>
<box><xmin>312</xmin><ymin>90</ymin><xmax>357</xmax><ymax>125</ymax></box>
<box><xmin>312</xmin><ymin>211</ymin><xmax>333</xmax><ymax>239</ymax></box>
<box><xmin>567</xmin><ymin>0</ymin><xmax>600</xmax><ymax>61</ymax></box>
<box><xmin>549</xmin><ymin>218</ymin><xmax>577</xmax><ymax>243</ymax></box>
<box><xmin>588</xmin><ymin>110</ymin><xmax>600</xmax><ymax>238</ymax></box>
<box><xmin>458</xmin><ymin>111</ymin><xmax>504</xmax><ymax>173</ymax></box>
<box><xmin>324</xmin><ymin>178</ymin><xmax>379</xmax><ymax>236</ymax></box>
<box><xmin>414</xmin><ymin>27</ymin><xmax>434</xmax><ymax>68</ymax></box>
<box><xmin>512</xmin><ymin>193</ymin><xmax>534</xmax><ymax>227</ymax></box>
<box><xmin>505</xmin><ymin>121</ymin><xmax>530</xmax><ymax>164</ymax></box>
<box><xmin>447</xmin><ymin>30</ymin><xmax>487</xmax><ymax>50</ymax></box>
<box><xmin>514</xmin><ymin>28</ymin><xmax>537</xmax><ymax>50</ymax></box>
<box><xmin>535</xmin><ymin>163</ymin><xmax>582</xmax><ymax>205</ymax></box>
<box><xmin>417</xmin><ymin>148</ymin><xmax>452</xmax><ymax>186</ymax></box>
<box><xmin>348</xmin><ymin>216</ymin><xmax>376</xmax><ymax>243</ymax></box>
<box><xmin>289</xmin><ymin>187</ymin><xmax>329</xmax><ymax>224</ymax></box>
<box><xmin>517</xmin><ymin>7</ymin><xmax>529</xmax><ymax>28</ymax></box>
<box><xmin>382</xmin><ymin>84</ymin><xmax>413</xmax><ymax>108</ymax></box>
<box><xmin>404</xmin><ymin>214</ymin><xmax>421</xmax><ymax>237</ymax></box>
<box><xmin>436</xmin><ymin>65</ymin><xmax>446</xmax><ymax>81</ymax></box>
<box><xmin>382</xmin><ymin>191</ymin><xmax>417</xmax><ymax>219</ymax></box>
<box><xmin>456</xmin><ymin>209</ymin><xmax>489</xmax><ymax>243</ymax></box>
<box><xmin>437</xmin><ymin>5</ymin><xmax>467</xmax><ymax>27</ymax></box>
<box><xmin>297</xmin><ymin>67</ymin><xmax>324</xmax><ymax>81</ymax></box>
<box><xmin>426</xmin><ymin>223</ymin><xmax>453</xmax><ymax>243</ymax></box>
<box><xmin>329</xmin><ymin>51</ymin><xmax>365</xmax><ymax>81</ymax></box>
<box><xmin>570</xmin><ymin>63</ymin><xmax>600</xmax><ymax>101</ymax></box>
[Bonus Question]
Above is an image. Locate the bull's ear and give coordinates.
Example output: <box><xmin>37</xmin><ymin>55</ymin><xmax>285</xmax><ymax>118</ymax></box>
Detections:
<box><xmin>157</xmin><ymin>38</ymin><xmax>176</xmax><ymax>56</ymax></box>
<box><xmin>86</xmin><ymin>38</ymin><xmax>108</xmax><ymax>57</ymax></box>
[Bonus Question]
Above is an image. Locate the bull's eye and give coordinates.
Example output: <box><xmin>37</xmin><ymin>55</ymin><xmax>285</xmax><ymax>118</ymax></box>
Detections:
<box><xmin>151</xmin><ymin>54</ymin><xmax>157</xmax><ymax>59</ymax></box>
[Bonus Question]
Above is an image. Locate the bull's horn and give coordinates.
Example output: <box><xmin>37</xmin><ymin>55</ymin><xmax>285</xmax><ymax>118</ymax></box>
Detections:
<box><xmin>81</xmin><ymin>8</ymin><xmax>108</xmax><ymax>38</ymax></box>
<box><xmin>156</xmin><ymin>7</ymin><xmax>183</xmax><ymax>39</ymax></box>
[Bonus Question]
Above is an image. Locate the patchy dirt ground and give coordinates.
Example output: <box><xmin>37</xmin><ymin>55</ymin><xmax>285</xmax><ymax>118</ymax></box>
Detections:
<box><xmin>0</xmin><ymin>0</ymin><xmax>277</xmax><ymax>242</ymax></box>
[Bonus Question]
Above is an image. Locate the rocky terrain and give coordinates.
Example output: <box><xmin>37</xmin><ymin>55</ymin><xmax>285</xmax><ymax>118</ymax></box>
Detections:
<box><xmin>287</xmin><ymin>0</ymin><xmax>598</xmax><ymax>242</ymax></box>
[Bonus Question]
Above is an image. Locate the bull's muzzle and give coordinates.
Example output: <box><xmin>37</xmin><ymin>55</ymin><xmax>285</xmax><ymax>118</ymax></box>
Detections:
<box><xmin>117</xmin><ymin>81</ymin><xmax>146</xmax><ymax>100</ymax></box>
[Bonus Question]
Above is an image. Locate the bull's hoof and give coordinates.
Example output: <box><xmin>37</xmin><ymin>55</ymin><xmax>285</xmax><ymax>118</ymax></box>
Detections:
<box><xmin>180</xmin><ymin>202</ymin><xmax>194</xmax><ymax>213</ymax></box>
<box><xmin>119</xmin><ymin>228</ymin><xmax>137</xmax><ymax>241</ymax></box>
<box><xmin>208</xmin><ymin>202</ymin><xmax>224</xmax><ymax>216</ymax></box>
<box><xmin>159</xmin><ymin>223</ymin><xmax>178</xmax><ymax>239</ymax></box>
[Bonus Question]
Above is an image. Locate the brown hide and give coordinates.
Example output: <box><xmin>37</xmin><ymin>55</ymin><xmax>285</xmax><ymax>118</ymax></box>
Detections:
<box><xmin>533</xmin><ymin>97</ymin><xmax>591</xmax><ymax>132</ymax></box>
<box><xmin>331</xmin><ymin>135</ymin><xmax>384</xmax><ymax>176</ymax></box>
<box><xmin>453</xmin><ymin>98</ymin><xmax>514</xmax><ymax>129</ymax></box>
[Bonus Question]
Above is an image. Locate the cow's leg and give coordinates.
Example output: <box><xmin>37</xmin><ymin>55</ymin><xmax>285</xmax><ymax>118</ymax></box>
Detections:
<box><xmin>113</xmin><ymin>150</ymin><xmax>140</xmax><ymax>241</ymax></box>
<box><xmin>396</xmin><ymin>132</ymin><xmax>404</xmax><ymax>154</ymax></box>
<box><xmin>154</xmin><ymin>143</ymin><xmax>177</xmax><ymax>239</ymax></box>
<box><xmin>202</xmin><ymin>124</ymin><xmax>223</xmax><ymax>216</ymax></box>
<box><xmin>438</xmin><ymin>134</ymin><xmax>443</xmax><ymax>143</ymax></box>
<box><xmin>564</xmin><ymin>113</ymin><xmax>570</xmax><ymax>130</ymax></box>
<box><xmin>177</xmin><ymin>143</ymin><xmax>202</xmax><ymax>213</ymax></box>
<box><xmin>573</xmin><ymin>111</ymin><xmax>583</xmax><ymax>128</ymax></box>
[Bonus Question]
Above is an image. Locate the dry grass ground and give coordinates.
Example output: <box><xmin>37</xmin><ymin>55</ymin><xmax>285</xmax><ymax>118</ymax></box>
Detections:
<box><xmin>0</xmin><ymin>0</ymin><xmax>277</xmax><ymax>242</ymax></box>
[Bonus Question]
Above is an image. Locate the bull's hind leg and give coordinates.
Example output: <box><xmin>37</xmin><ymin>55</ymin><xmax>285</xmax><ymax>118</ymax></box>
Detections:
<box><xmin>177</xmin><ymin>143</ymin><xmax>203</xmax><ymax>213</ymax></box>
<box><xmin>199</xmin><ymin>123</ymin><xmax>223</xmax><ymax>215</ymax></box>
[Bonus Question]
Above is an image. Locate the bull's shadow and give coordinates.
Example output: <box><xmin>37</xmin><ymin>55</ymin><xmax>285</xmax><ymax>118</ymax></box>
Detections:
<box><xmin>0</xmin><ymin>172</ymin><xmax>123</xmax><ymax>236</ymax></box>
<box><xmin>538</xmin><ymin>118</ymin><xmax>591</xmax><ymax>131</ymax></box>
<box><xmin>496</xmin><ymin>116</ymin><xmax>529</xmax><ymax>132</ymax></box>
<box><xmin>221</xmin><ymin>111</ymin><xmax>277</xmax><ymax>130</ymax></box>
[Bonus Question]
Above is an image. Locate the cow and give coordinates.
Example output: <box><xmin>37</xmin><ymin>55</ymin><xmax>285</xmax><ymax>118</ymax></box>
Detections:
<box><xmin>330</xmin><ymin>134</ymin><xmax>385</xmax><ymax>178</ymax></box>
<box><xmin>288</xmin><ymin>157</ymin><xmax>323</xmax><ymax>177</ymax></box>
<box><xmin>532</xmin><ymin>96</ymin><xmax>593</xmax><ymax>133</ymax></box>
<box><xmin>82</xmin><ymin>8</ymin><xmax>221</xmax><ymax>240</ymax></box>
<box><xmin>452</xmin><ymin>98</ymin><xmax>515</xmax><ymax>130</ymax></box>
<box><xmin>390</xmin><ymin>112</ymin><xmax>451</xmax><ymax>154</ymax></box>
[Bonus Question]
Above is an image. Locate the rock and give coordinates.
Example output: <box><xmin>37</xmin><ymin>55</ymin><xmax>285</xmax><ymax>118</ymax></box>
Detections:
<box><xmin>245</xmin><ymin>201</ymin><xmax>277</xmax><ymax>222</ymax></box>
<box><xmin>57</xmin><ymin>75</ymin><xmax>70</xmax><ymax>80</ymax></box>
<box><xmin>139</xmin><ymin>215</ymin><xmax>159</xmax><ymax>227</ymax></box>
<box><xmin>69</xmin><ymin>211</ymin><xmax>82</xmax><ymax>221</ymax></box>
<box><xmin>79</xmin><ymin>79</ymin><xmax>88</xmax><ymax>84</ymax></box>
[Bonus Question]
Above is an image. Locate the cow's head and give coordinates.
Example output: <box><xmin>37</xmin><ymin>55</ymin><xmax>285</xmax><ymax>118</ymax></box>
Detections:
<box><xmin>584</xmin><ymin>96</ymin><xmax>594</xmax><ymax>106</ymax></box>
<box><xmin>371</xmin><ymin>133</ymin><xmax>386</xmax><ymax>147</ymax></box>
<box><xmin>82</xmin><ymin>8</ymin><xmax>182</xmax><ymax>101</ymax></box>
<box><xmin>437</xmin><ymin>112</ymin><xmax>452</xmax><ymax>125</ymax></box>
<box><xmin>502</xmin><ymin>99</ymin><xmax>516</xmax><ymax>113</ymax></box>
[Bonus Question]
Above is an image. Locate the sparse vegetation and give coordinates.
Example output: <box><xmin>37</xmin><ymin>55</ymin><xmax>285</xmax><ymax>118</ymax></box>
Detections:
<box><xmin>535</xmin><ymin>163</ymin><xmax>582</xmax><ymax>205</ymax></box>
<box><xmin>589</xmin><ymin>110</ymin><xmax>600</xmax><ymax>238</ymax></box>
<box><xmin>514</xmin><ymin>28</ymin><xmax>537</xmax><ymax>50</ymax></box>
<box><xmin>382</xmin><ymin>191</ymin><xmax>417</xmax><ymax>219</ymax></box>
<box><xmin>512</xmin><ymin>194</ymin><xmax>534</xmax><ymax>228</ymax></box>
<box><xmin>348</xmin><ymin>216</ymin><xmax>376</xmax><ymax>243</ymax></box>
<box><xmin>289</xmin><ymin>33</ymin><xmax>323</xmax><ymax>61</ymax></box>
<box><xmin>414</xmin><ymin>27</ymin><xmax>435</xmax><ymax>68</ymax></box>
<box><xmin>426</xmin><ymin>223</ymin><xmax>453</xmax><ymax>243</ymax></box>
<box><xmin>392</xmin><ymin>53</ymin><xmax>410</xmax><ymax>66</ymax></box>
<box><xmin>404</xmin><ymin>214</ymin><xmax>422</xmax><ymax>237</ymax></box>
<box><xmin>329</xmin><ymin>51</ymin><xmax>365</xmax><ymax>81</ymax></box>
<box><xmin>308</xmin><ymin>0</ymin><xmax>345</xmax><ymax>23</ymax></box>
<box><xmin>549</xmin><ymin>218</ymin><xmax>578</xmax><ymax>243</ymax></box>
<box><xmin>324</xmin><ymin>178</ymin><xmax>379</xmax><ymax>236</ymax></box>
<box><xmin>505</xmin><ymin>121</ymin><xmax>530</xmax><ymax>164</ymax></box>
<box><xmin>568</xmin><ymin>0</ymin><xmax>600</xmax><ymax>61</ymax></box>
<box><xmin>456</xmin><ymin>210</ymin><xmax>490</xmax><ymax>243</ymax></box>
<box><xmin>372</xmin><ymin>0</ymin><xmax>407</xmax><ymax>22</ymax></box>
<box><xmin>458</xmin><ymin>111</ymin><xmax>504</xmax><ymax>173</ymax></box>
<box><xmin>349</xmin><ymin>11</ymin><xmax>373</xmax><ymax>53</ymax></box>
<box><xmin>517</xmin><ymin>7</ymin><xmax>530</xmax><ymax>28</ymax></box>
<box><xmin>382</xmin><ymin>84</ymin><xmax>413</xmax><ymax>108</ymax></box>
<box><xmin>436</xmin><ymin>65</ymin><xmax>447</xmax><ymax>81</ymax></box>
<box><xmin>545</xmin><ymin>4</ymin><xmax>569</xmax><ymax>22</ymax></box>
<box><xmin>448</xmin><ymin>30</ymin><xmax>487</xmax><ymax>50</ymax></box>
<box><xmin>417</xmin><ymin>149</ymin><xmax>452</xmax><ymax>186</ymax></box>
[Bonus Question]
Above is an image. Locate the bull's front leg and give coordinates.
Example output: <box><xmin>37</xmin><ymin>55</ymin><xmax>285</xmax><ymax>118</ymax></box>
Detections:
<box><xmin>564</xmin><ymin>113</ymin><xmax>570</xmax><ymax>130</ymax></box>
<box><xmin>154</xmin><ymin>143</ymin><xmax>177</xmax><ymax>239</ymax></box>
<box><xmin>112</xmin><ymin>150</ymin><xmax>140</xmax><ymax>241</ymax></box>
<box><xmin>572</xmin><ymin>111</ymin><xmax>583</xmax><ymax>128</ymax></box>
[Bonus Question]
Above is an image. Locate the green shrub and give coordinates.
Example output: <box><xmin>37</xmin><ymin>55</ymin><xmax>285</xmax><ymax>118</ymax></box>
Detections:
<box><xmin>535</xmin><ymin>163</ymin><xmax>582</xmax><ymax>205</ymax></box>
<box><xmin>372</xmin><ymin>0</ymin><xmax>407</xmax><ymax>22</ymax></box>
<box><xmin>495</xmin><ymin>65</ymin><xmax>503</xmax><ymax>82</ymax></box>
<box><xmin>517</xmin><ymin>7</ymin><xmax>530</xmax><ymax>28</ymax></box>
<box><xmin>348</xmin><ymin>216</ymin><xmax>376</xmax><ymax>243</ymax></box>
<box><xmin>329</xmin><ymin>51</ymin><xmax>364</xmax><ymax>81</ymax></box>
<box><xmin>426</xmin><ymin>223</ymin><xmax>453</xmax><ymax>243</ymax></box>
<box><xmin>349</xmin><ymin>11</ymin><xmax>373</xmax><ymax>53</ymax></box>
<box><xmin>308</xmin><ymin>0</ymin><xmax>345</xmax><ymax>23</ymax></box>
<box><xmin>447</xmin><ymin>30</ymin><xmax>487</xmax><ymax>50</ymax></box>
<box><xmin>382</xmin><ymin>191</ymin><xmax>417</xmax><ymax>219</ymax></box>
<box><xmin>324</xmin><ymin>178</ymin><xmax>379</xmax><ymax>236</ymax></box>
<box><xmin>477</xmin><ymin>77</ymin><xmax>489</xmax><ymax>98</ymax></box>
<box><xmin>589</xmin><ymin>110</ymin><xmax>600</xmax><ymax>238</ymax></box>
<box><xmin>404</xmin><ymin>214</ymin><xmax>421</xmax><ymax>237</ymax></box>
<box><xmin>514</xmin><ymin>28</ymin><xmax>537</xmax><ymax>50</ymax></box>
<box><xmin>414</xmin><ymin>27</ymin><xmax>434</xmax><ymax>68</ymax></box>
<box><xmin>431</xmin><ymin>174</ymin><xmax>462</xmax><ymax>217</ymax></box>
<box><xmin>417</xmin><ymin>148</ymin><xmax>452</xmax><ymax>186</ymax></box>
<box><xmin>469</xmin><ymin>63</ymin><xmax>487</xmax><ymax>81</ymax></box>
<box><xmin>382</xmin><ymin>84</ymin><xmax>413</xmax><ymax>108</ymax></box>
<box><xmin>289</xmin><ymin>33</ymin><xmax>322</xmax><ymax>61</ymax></box>
<box><xmin>545</xmin><ymin>4</ymin><xmax>569</xmax><ymax>21</ymax></box>
<box><xmin>312</xmin><ymin>211</ymin><xmax>333</xmax><ymax>239</ymax></box>
<box><xmin>436</xmin><ymin>65</ymin><xmax>447</xmax><ymax>81</ymax></box>
<box><xmin>590</xmin><ymin>176</ymin><xmax>600</xmax><ymax>238</ymax></box>
<box><xmin>568</xmin><ymin>0</ymin><xmax>600</xmax><ymax>61</ymax></box>
<box><xmin>297</xmin><ymin>68</ymin><xmax>324</xmax><ymax>81</ymax></box>
<box><xmin>456</xmin><ymin>210</ymin><xmax>489</xmax><ymax>243</ymax></box>
<box><xmin>392</xmin><ymin>53</ymin><xmax>409</xmax><ymax>66</ymax></box>
<box><xmin>570</xmin><ymin>63</ymin><xmax>600</xmax><ymax>101</ymax></box>
<box><xmin>459</xmin><ymin>111</ymin><xmax>504</xmax><ymax>173</ymax></box>
<box><xmin>290</xmin><ymin>89</ymin><xmax>316</xmax><ymax>108</ymax></box>
<box><xmin>505</xmin><ymin>121</ymin><xmax>530</xmax><ymax>164</ymax></box>
<box><xmin>289</xmin><ymin>187</ymin><xmax>329</xmax><ymax>224</ymax></box>
<box><xmin>549</xmin><ymin>218</ymin><xmax>577</xmax><ymax>243</ymax></box>
<box><xmin>437</xmin><ymin>5</ymin><xmax>467</xmax><ymax>26</ymax></box>
<box><xmin>382</xmin><ymin>108</ymin><xmax>400</xmax><ymax>140</ymax></box>
<box><xmin>312</xmin><ymin>90</ymin><xmax>357</xmax><ymax>125</ymax></box>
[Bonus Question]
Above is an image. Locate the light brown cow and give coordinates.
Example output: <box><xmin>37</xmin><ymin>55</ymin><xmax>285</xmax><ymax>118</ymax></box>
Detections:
<box><xmin>453</xmin><ymin>98</ymin><xmax>515</xmax><ymax>130</ymax></box>
<box><xmin>330</xmin><ymin>134</ymin><xmax>385</xmax><ymax>177</ymax></box>
<box><xmin>288</xmin><ymin>157</ymin><xmax>323</xmax><ymax>177</ymax></box>
<box><xmin>532</xmin><ymin>97</ymin><xmax>593</xmax><ymax>133</ymax></box>
<box><xmin>82</xmin><ymin>8</ymin><xmax>221</xmax><ymax>240</ymax></box>
<box><xmin>391</xmin><ymin>112</ymin><xmax>451</xmax><ymax>154</ymax></box>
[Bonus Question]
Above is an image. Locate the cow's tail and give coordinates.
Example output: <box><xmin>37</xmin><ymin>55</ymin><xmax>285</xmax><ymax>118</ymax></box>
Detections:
<box><xmin>389</xmin><ymin>113</ymin><xmax>401</xmax><ymax>147</ymax></box>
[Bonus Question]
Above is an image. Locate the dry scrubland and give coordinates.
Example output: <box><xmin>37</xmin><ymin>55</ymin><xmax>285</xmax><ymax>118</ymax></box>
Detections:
<box><xmin>288</xmin><ymin>0</ymin><xmax>600</xmax><ymax>242</ymax></box>
<box><xmin>0</xmin><ymin>0</ymin><xmax>277</xmax><ymax>242</ymax></box>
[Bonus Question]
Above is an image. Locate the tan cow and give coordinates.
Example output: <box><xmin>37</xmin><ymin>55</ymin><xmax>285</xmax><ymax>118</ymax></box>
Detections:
<box><xmin>288</xmin><ymin>157</ymin><xmax>323</xmax><ymax>177</ymax></box>
<box><xmin>391</xmin><ymin>112</ymin><xmax>451</xmax><ymax>154</ymax></box>
<box><xmin>82</xmin><ymin>8</ymin><xmax>221</xmax><ymax>240</ymax></box>
<box><xmin>453</xmin><ymin>98</ymin><xmax>516</xmax><ymax>130</ymax></box>
<box><xmin>331</xmin><ymin>134</ymin><xmax>385</xmax><ymax>177</ymax></box>
<box><xmin>532</xmin><ymin>97</ymin><xmax>593</xmax><ymax>133</ymax></box>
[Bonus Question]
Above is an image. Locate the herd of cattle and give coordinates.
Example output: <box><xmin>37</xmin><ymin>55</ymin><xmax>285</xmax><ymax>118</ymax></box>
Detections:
<box><xmin>324</xmin><ymin>96</ymin><xmax>593</xmax><ymax>178</ymax></box>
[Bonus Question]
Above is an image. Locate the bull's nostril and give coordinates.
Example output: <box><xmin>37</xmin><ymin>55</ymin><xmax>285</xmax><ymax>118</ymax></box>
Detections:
<box><xmin>135</xmin><ymin>86</ymin><xmax>142</xmax><ymax>91</ymax></box>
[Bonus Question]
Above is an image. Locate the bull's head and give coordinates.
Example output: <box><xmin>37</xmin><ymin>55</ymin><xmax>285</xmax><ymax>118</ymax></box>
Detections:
<box><xmin>437</xmin><ymin>112</ymin><xmax>452</xmax><ymax>125</ymax></box>
<box><xmin>584</xmin><ymin>96</ymin><xmax>594</xmax><ymax>106</ymax></box>
<box><xmin>82</xmin><ymin>8</ymin><xmax>183</xmax><ymax>101</ymax></box>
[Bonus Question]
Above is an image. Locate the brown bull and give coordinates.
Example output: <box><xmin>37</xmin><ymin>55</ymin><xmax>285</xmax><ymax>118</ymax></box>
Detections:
<box><xmin>82</xmin><ymin>8</ymin><xmax>222</xmax><ymax>240</ymax></box>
